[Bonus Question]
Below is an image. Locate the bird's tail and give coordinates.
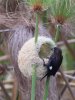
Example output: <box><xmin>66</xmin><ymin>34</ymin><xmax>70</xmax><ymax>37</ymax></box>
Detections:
<box><xmin>40</xmin><ymin>73</ymin><xmax>48</xmax><ymax>81</ymax></box>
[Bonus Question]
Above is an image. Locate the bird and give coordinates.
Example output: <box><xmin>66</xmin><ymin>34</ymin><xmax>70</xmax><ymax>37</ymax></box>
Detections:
<box><xmin>41</xmin><ymin>47</ymin><xmax>63</xmax><ymax>80</ymax></box>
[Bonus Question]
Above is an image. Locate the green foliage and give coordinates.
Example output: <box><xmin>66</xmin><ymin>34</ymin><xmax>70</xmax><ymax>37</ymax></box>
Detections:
<box><xmin>31</xmin><ymin>64</ymin><xmax>37</xmax><ymax>100</ymax></box>
<box><xmin>50</xmin><ymin>0</ymin><xmax>75</xmax><ymax>23</ymax></box>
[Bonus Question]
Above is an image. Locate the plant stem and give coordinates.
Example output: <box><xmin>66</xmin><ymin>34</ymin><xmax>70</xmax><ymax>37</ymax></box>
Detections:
<box><xmin>43</xmin><ymin>23</ymin><xmax>60</xmax><ymax>100</ymax></box>
<box><xmin>42</xmin><ymin>10</ymin><xmax>47</xmax><ymax>26</ymax></box>
<box><xmin>31</xmin><ymin>64</ymin><xmax>37</xmax><ymax>100</ymax></box>
<box><xmin>35</xmin><ymin>13</ymin><xmax>39</xmax><ymax>43</ymax></box>
<box><xmin>31</xmin><ymin>12</ymin><xmax>39</xmax><ymax>100</ymax></box>
<box><xmin>16</xmin><ymin>90</ymin><xmax>19</xmax><ymax>100</ymax></box>
<box><xmin>43</xmin><ymin>77</ymin><xmax>50</xmax><ymax>100</ymax></box>
<box><xmin>55</xmin><ymin>24</ymin><xmax>61</xmax><ymax>42</ymax></box>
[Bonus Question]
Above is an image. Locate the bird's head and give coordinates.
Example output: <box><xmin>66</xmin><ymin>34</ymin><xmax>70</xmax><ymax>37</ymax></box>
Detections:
<box><xmin>51</xmin><ymin>47</ymin><xmax>62</xmax><ymax>55</ymax></box>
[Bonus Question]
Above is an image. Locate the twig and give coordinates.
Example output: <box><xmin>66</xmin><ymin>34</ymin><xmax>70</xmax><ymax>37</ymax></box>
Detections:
<box><xmin>59</xmin><ymin>72</ymin><xmax>75</xmax><ymax>99</ymax></box>
<box><xmin>59</xmin><ymin>69</ymin><xmax>75</xmax><ymax>100</ymax></box>
<box><xmin>0</xmin><ymin>81</ymin><xmax>11</xmax><ymax>100</ymax></box>
<box><xmin>60</xmin><ymin>82</ymin><xmax>75</xmax><ymax>87</ymax></box>
<box><xmin>12</xmin><ymin>76</ymin><xmax>18</xmax><ymax>100</ymax></box>
<box><xmin>57</xmin><ymin>39</ymin><xmax>75</xmax><ymax>46</ymax></box>
<box><xmin>2</xmin><ymin>80</ymin><xmax>14</xmax><ymax>85</ymax></box>
<box><xmin>57</xmin><ymin>72</ymin><xmax>75</xmax><ymax>80</ymax></box>
<box><xmin>0</xmin><ymin>29</ymin><xmax>11</xmax><ymax>33</ymax></box>
<box><xmin>64</xmin><ymin>74</ymin><xmax>75</xmax><ymax>80</ymax></box>
<box><xmin>61</xmin><ymin>70</ymin><xmax>75</xmax><ymax>74</ymax></box>
<box><xmin>0</xmin><ymin>55</ymin><xmax>10</xmax><ymax>61</ymax></box>
<box><xmin>6</xmin><ymin>0</ymin><xmax>12</xmax><ymax>19</ymax></box>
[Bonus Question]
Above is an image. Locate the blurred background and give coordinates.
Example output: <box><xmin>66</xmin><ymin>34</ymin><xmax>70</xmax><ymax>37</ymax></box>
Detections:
<box><xmin>0</xmin><ymin>0</ymin><xmax>75</xmax><ymax>100</ymax></box>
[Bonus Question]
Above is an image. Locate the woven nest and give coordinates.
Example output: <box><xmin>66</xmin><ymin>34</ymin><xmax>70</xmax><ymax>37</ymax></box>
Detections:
<box><xmin>18</xmin><ymin>36</ymin><xmax>56</xmax><ymax>79</ymax></box>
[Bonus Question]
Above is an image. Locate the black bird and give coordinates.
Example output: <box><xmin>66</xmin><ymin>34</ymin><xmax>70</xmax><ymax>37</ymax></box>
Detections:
<box><xmin>41</xmin><ymin>47</ymin><xmax>63</xmax><ymax>80</ymax></box>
